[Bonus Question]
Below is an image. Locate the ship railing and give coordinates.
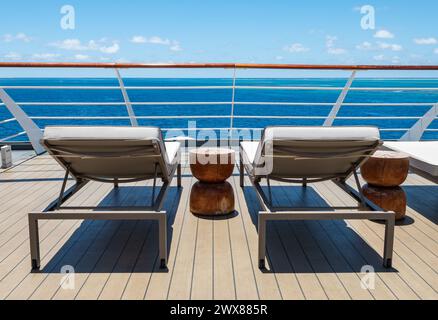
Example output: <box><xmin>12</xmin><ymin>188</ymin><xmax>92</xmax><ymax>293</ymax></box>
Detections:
<box><xmin>0</xmin><ymin>63</ymin><xmax>437</xmax><ymax>154</ymax></box>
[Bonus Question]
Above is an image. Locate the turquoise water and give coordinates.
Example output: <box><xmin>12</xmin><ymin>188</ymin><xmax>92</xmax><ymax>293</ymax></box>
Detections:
<box><xmin>1</xmin><ymin>78</ymin><xmax>438</xmax><ymax>141</ymax></box>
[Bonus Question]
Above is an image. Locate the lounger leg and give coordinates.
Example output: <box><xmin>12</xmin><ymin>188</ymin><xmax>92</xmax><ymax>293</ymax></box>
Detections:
<box><xmin>239</xmin><ymin>155</ymin><xmax>244</xmax><ymax>188</ymax></box>
<box><xmin>56</xmin><ymin>167</ymin><xmax>70</xmax><ymax>209</ymax></box>
<box><xmin>177</xmin><ymin>163</ymin><xmax>182</xmax><ymax>188</ymax></box>
<box><xmin>158</xmin><ymin>214</ymin><xmax>168</xmax><ymax>269</ymax></box>
<box><xmin>383</xmin><ymin>213</ymin><xmax>395</xmax><ymax>268</ymax></box>
<box><xmin>353</xmin><ymin>170</ymin><xmax>367</xmax><ymax>210</ymax></box>
<box><xmin>28</xmin><ymin>214</ymin><xmax>40</xmax><ymax>270</ymax></box>
<box><xmin>258</xmin><ymin>214</ymin><xmax>267</xmax><ymax>269</ymax></box>
<box><xmin>303</xmin><ymin>178</ymin><xmax>307</xmax><ymax>188</ymax></box>
<box><xmin>114</xmin><ymin>178</ymin><xmax>119</xmax><ymax>188</ymax></box>
<box><xmin>151</xmin><ymin>163</ymin><xmax>158</xmax><ymax>206</ymax></box>
<box><xmin>266</xmin><ymin>176</ymin><xmax>272</xmax><ymax>206</ymax></box>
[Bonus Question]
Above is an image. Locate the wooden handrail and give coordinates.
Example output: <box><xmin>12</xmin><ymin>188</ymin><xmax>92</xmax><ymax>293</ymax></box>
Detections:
<box><xmin>0</xmin><ymin>62</ymin><xmax>438</xmax><ymax>70</ymax></box>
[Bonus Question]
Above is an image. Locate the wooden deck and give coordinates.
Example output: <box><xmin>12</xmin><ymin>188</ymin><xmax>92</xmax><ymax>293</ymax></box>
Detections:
<box><xmin>0</xmin><ymin>154</ymin><xmax>437</xmax><ymax>300</ymax></box>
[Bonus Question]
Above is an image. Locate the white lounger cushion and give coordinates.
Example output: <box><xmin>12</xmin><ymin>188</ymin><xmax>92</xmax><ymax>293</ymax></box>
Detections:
<box><xmin>384</xmin><ymin>141</ymin><xmax>438</xmax><ymax>176</ymax></box>
<box><xmin>44</xmin><ymin>126</ymin><xmax>180</xmax><ymax>166</ymax></box>
<box><xmin>44</xmin><ymin>126</ymin><xmax>162</xmax><ymax>141</ymax></box>
<box><xmin>42</xmin><ymin>126</ymin><xmax>180</xmax><ymax>180</ymax></box>
<box><xmin>241</xmin><ymin>126</ymin><xmax>381</xmax><ymax>179</ymax></box>
<box><xmin>263</xmin><ymin>126</ymin><xmax>380</xmax><ymax>142</ymax></box>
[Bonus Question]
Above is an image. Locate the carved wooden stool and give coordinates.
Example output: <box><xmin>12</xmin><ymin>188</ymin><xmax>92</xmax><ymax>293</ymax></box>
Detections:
<box><xmin>361</xmin><ymin>150</ymin><xmax>409</xmax><ymax>220</ymax></box>
<box><xmin>189</xmin><ymin>148</ymin><xmax>235</xmax><ymax>216</ymax></box>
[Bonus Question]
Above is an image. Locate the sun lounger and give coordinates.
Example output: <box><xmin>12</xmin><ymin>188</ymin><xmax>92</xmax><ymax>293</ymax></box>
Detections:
<box><xmin>28</xmin><ymin>126</ymin><xmax>181</xmax><ymax>270</ymax></box>
<box><xmin>239</xmin><ymin>126</ymin><xmax>395</xmax><ymax>269</ymax></box>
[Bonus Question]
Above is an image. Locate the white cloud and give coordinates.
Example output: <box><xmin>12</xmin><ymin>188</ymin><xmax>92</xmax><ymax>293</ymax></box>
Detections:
<box><xmin>373</xmin><ymin>54</ymin><xmax>385</xmax><ymax>61</ymax></box>
<box><xmin>391</xmin><ymin>56</ymin><xmax>401</xmax><ymax>63</ymax></box>
<box><xmin>356</xmin><ymin>40</ymin><xmax>402</xmax><ymax>52</ymax></box>
<box><xmin>32</xmin><ymin>53</ymin><xmax>61</xmax><ymax>60</ymax></box>
<box><xmin>414</xmin><ymin>37</ymin><xmax>437</xmax><ymax>45</ymax></box>
<box><xmin>170</xmin><ymin>41</ymin><xmax>182</xmax><ymax>51</ymax></box>
<box><xmin>100</xmin><ymin>43</ymin><xmax>119</xmax><ymax>54</ymax></box>
<box><xmin>115</xmin><ymin>58</ymin><xmax>130</xmax><ymax>63</ymax></box>
<box><xmin>51</xmin><ymin>38</ymin><xmax>120</xmax><ymax>54</ymax></box>
<box><xmin>74</xmin><ymin>54</ymin><xmax>90</xmax><ymax>60</ymax></box>
<box><xmin>326</xmin><ymin>36</ymin><xmax>347</xmax><ymax>55</ymax></box>
<box><xmin>435</xmin><ymin>48</ymin><xmax>438</xmax><ymax>54</ymax></box>
<box><xmin>51</xmin><ymin>39</ymin><xmax>91</xmax><ymax>50</ymax></box>
<box><xmin>3</xmin><ymin>52</ymin><xmax>22</xmax><ymax>60</ymax></box>
<box><xmin>275</xmin><ymin>56</ymin><xmax>284</xmax><ymax>61</ymax></box>
<box><xmin>378</xmin><ymin>42</ymin><xmax>402</xmax><ymax>51</ymax></box>
<box><xmin>3</xmin><ymin>33</ymin><xmax>32</xmax><ymax>42</ymax></box>
<box><xmin>328</xmin><ymin>47</ymin><xmax>347</xmax><ymax>55</ymax></box>
<box><xmin>356</xmin><ymin>41</ymin><xmax>373</xmax><ymax>50</ymax></box>
<box><xmin>284</xmin><ymin>43</ymin><xmax>309</xmax><ymax>53</ymax></box>
<box><xmin>373</xmin><ymin>54</ymin><xmax>401</xmax><ymax>64</ymax></box>
<box><xmin>131</xmin><ymin>36</ymin><xmax>147</xmax><ymax>43</ymax></box>
<box><xmin>130</xmin><ymin>35</ymin><xmax>182</xmax><ymax>51</ymax></box>
<box><xmin>374</xmin><ymin>29</ymin><xmax>394</xmax><ymax>39</ymax></box>
<box><xmin>148</xmin><ymin>36</ymin><xmax>171</xmax><ymax>45</ymax></box>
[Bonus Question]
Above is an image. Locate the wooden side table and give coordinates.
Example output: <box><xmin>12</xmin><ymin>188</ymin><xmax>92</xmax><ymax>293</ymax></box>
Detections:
<box><xmin>189</xmin><ymin>148</ymin><xmax>235</xmax><ymax>216</ymax></box>
<box><xmin>361</xmin><ymin>150</ymin><xmax>409</xmax><ymax>220</ymax></box>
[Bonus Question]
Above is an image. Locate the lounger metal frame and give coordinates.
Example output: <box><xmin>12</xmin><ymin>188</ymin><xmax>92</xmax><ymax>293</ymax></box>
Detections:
<box><xmin>239</xmin><ymin>140</ymin><xmax>395</xmax><ymax>270</ymax></box>
<box><xmin>28</xmin><ymin>141</ymin><xmax>181</xmax><ymax>271</ymax></box>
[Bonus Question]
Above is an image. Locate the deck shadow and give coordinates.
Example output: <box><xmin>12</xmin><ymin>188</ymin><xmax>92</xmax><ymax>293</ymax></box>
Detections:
<box><xmin>39</xmin><ymin>185</ymin><xmax>182</xmax><ymax>274</ymax></box>
<box><xmin>403</xmin><ymin>185</ymin><xmax>438</xmax><ymax>224</ymax></box>
<box><xmin>243</xmin><ymin>184</ymin><xmax>398</xmax><ymax>274</ymax></box>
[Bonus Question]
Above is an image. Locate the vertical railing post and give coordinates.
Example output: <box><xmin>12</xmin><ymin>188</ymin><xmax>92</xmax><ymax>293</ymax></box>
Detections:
<box><xmin>229</xmin><ymin>67</ymin><xmax>237</xmax><ymax>145</ymax></box>
<box><xmin>323</xmin><ymin>70</ymin><xmax>357</xmax><ymax>126</ymax></box>
<box><xmin>114</xmin><ymin>68</ymin><xmax>138</xmax><ymax>127</ymax></box>
<box><xmin>0</xmin><ymin>88</ymin><xmax>44</xmax><ymax>154</ymax></box>
<box><xmin>400</xmin><ymin>103</ymin><xmax>438</xmax><ymax>141</ymax></box>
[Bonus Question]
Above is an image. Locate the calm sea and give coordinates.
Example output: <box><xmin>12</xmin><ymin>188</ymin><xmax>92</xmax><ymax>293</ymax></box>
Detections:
<box><xmin>1</xmin><ymin>78</ymin><xmax>438</xmax><ymax>141</ymax></box>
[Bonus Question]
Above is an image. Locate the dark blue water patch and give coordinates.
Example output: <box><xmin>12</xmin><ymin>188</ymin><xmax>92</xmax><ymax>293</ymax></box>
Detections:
<box><xmin>4</xmin><ymin>89</ymin><xmax>124</xmax><ymax>103</ymax></box>
<box><xmin>124</xmin><ymin>78</ymin><xmax>233</xmax><ymax>87</ymax></box>
<box><xmin>133</xmin><ymin>104</ymin><xmax>231</xmax><ymax>116</ymax></box>
<box><xmin>0</xmin><ymin>107</ymin><xmax>13</xmax><ymax>121</ymax></box>
<box><xmin>234</xmin><ymin>118</ymin><xmax>324</xmax><ymax>128</ymax></box>
<box><xmin>235</xmin><ymin>78</ymin><xmax>349</xmax><ymax>87</ymax></box>
<box><xmin>0</xmin><ymin>121</ymin><xmax>21</xmax><ymax>139</ymax></box>
<box><xmin>127</xmin><ymin>89</ymin><xmax>233</xmax><ymax>103</ymax></box>
<box><xmin>422</xmin><ymin>131</ymin><xmax>438</xmax><ymax>140</ymax></box>
<box><xmin>345</xmin><ymin>91</ymin><xmax>438</xmax><ymax>104</ymax></box>
<box><xmin>380</xmin><ymin>131</ymin><xmax>406</xmax><ymax>140</ymax></box>
<box><xmin>333</xmin><ymin>118</ymin><xmax>417</xmax><ymax>129</ymax></box>
<box><xmin>428</xmin><ymin>119</ymin><xmax>438</xmax><ymax>129</ymax></box>
<box><xmin>0</xmin><ymin>78</ymin><xmax>120</xmax><ymax>86</ymax></box>
<box><xmin>234</xmin><ymin>104</ymin><xmax>331</xmax><ymax>117</ymax></box>
<box><xmin>235</xmin><ymin>89</ymin><xmax>339</xmax><ymax>103</ymax></box>
<box><xmin>350</xmin><ymin>78</ymin><xmax>438</xmax><ymax>88</ymax></box>
<box><xmin>18</xmin><ymin>105</ymin><xmax>126</xmax><ymax>118</ymax></box>
<box><xmin>337</xmin><ymin>105</ymin><xmax>431</xmax><ymax>117</ymax></box>
<box><xmin>136</xmin><ymin>118</ymin><xmax>229</xmax><ymax>129</ymax></box>
<box><xmin>34</xmin><ymin>119</ymin><xmax>132</xmax><ymax>128</ymax></box>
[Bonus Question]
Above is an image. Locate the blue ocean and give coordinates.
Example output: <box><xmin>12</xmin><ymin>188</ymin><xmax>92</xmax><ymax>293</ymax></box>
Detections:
<box><xmin>1</xmin><ymin>78</ymin><xmax>438</xmax><ymax>141</ymax></box>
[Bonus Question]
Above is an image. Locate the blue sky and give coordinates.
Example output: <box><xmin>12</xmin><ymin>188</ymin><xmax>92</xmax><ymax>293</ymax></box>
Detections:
<box><xmin>1</xmin><ymin>0</ymin><xmax>438</xmax><ymax>77</ymax></box>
